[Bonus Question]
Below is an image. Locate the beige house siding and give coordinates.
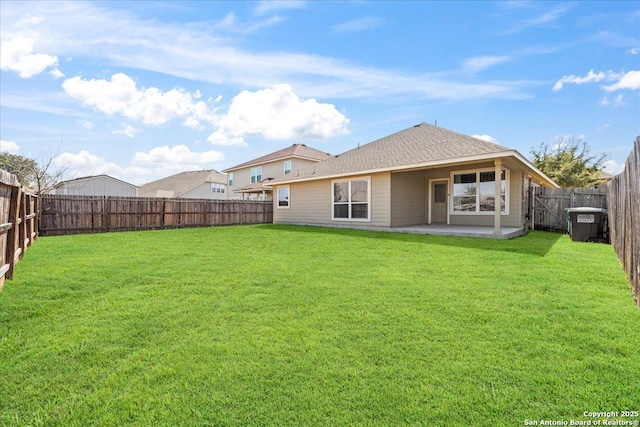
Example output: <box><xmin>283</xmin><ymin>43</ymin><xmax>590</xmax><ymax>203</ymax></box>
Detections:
<box><xmin>228</xmin><ymin>158</ymin><xmax>320</xmax><ymax>199</ymax></box>
<box><xmin>53</xmin><ymin>176</ymin><xmax>137</xmax><ymax>197</ymax></box>
<box><xmin>275</xmin><ymin>160</ymin><xmax>537</xmax><ymax>230</ymax></box>
<box><xmin>390</xmin><ymin>170</ymin><xmax>426</xmax><ymax>227</ymax></box>
<box><xmin>274</xmin><ymin>172</ymin><xmax>390</xmax><ymax>227</ymax></box>
<box><xmin>181</xmin><ymin>182</ymin><xmax>228</xmax><ymax>200</ymax></box>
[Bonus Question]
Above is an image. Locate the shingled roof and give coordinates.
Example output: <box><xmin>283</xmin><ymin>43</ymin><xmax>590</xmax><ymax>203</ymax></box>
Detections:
<box><xmin>273</xmin><ymin>122</ymin><xmax>549</xmax><ymax>184</ymax></box>
<box><xmin>223</xmin><ymin>143</ymin><xmax>332</xmax><ymax>172</ymax></box>
<box><xmin>138</xmin><ymin>170</ymin><xmax>226</xmax><ymax>197</ymax></box>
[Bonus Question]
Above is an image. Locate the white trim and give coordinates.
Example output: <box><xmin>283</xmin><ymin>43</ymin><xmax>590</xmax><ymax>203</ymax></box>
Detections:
<box><xmin>250</xmin><ymin>166</ymin><xmax>263</xmax><ymax>183</ymax></box>
<box><xmin>276</xmin><ymin>185</ymin><xmax>290</xmax><ymax>209</ymax></box>
<box><xmin>330</xmin><ymin>176</ymin><xmax>371</xmax><ymax>222</ymax></box>
<box><xmin>272</xmin><ymin>151</ymin><xmax>558</xmax><ymax>189</ymax></box>
<box><xmin>428</xmin><ymin>178</ymin><xmax>450</xmax><ymax>225</ymax></box>
<box><xmin>275</xmin><ymin>151</ymin><xmax>513</xmax><ymax>185</ymax></box>
<box><xmin>449</xmin><ymin>167</ymin><xmax>510</xmax><ymax>215</ymax></box>
<box><xmin>511</xmin><ymin>151</ymin><xmax>559</xmax><ymax>188</ymax></box>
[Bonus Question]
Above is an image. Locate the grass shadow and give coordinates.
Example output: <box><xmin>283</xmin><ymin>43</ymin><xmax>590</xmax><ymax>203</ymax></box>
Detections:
<box><xmin>253</xmin><ymin>223</ymin><xmax>564</xmax><ymax>257</ymax></box>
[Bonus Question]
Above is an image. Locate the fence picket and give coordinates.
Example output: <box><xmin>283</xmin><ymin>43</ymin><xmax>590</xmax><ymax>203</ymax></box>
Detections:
<box><xmin>39</xmin><ymin>195</ymin><xmax>273</xmax><ymax>236</ymax></box>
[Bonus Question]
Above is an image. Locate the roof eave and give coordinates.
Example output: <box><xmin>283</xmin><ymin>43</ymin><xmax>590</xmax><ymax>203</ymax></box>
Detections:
<box><xmin>271</xmin><ymin>151</ymin><xmax>560</xmax><ymax>188</ymax></box>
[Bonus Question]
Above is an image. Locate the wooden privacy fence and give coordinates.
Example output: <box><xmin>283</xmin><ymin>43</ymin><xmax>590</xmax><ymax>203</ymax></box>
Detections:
<box><xmin>606</xmin><ymin>136</ymin><xmax>640</xmax><ymax>308</ymax></box>
<box><xmin>39</xmin><ymin>195</ymin><xmax>273</xmax><ymax>236</ymax></box>
<box><xmin>533</xmin><ymin>187</ymin><xmax>607</xmax><ymax>233</ymax></box>
<box><xmin>0</xmin><ymin>170</ymin><xmax>39</xmax><ymax>290</ymax></box>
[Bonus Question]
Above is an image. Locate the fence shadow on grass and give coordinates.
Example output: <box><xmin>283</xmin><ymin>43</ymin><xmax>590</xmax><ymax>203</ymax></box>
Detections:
<box><xmin>256</xmin><ymin>224</ymin><xmax>563</xmax><ymax>257</ymax></box>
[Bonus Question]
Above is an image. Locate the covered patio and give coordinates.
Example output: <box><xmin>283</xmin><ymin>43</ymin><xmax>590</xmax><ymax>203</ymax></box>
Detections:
<box><xmin>390</xmin><ymin>224</ymin><xmax>526</xmax><ymax>239</ymax></box>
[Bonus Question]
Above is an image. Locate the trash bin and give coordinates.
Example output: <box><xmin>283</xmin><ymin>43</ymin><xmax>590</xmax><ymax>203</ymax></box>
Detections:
<box><xmin>565</xmin><ymin>207</ymin><xmax>609</xmax><ymax>243</ymax></box>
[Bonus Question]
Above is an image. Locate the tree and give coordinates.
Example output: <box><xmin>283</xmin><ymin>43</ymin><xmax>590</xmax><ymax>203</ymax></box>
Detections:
<box><xmin>530</xmin><ymin>137</ymin><xmax>607</xmax><ymax>188</ymax></box>
<box><xmin>0</xmin><ymin>151</ymin><xmax>68</xmax><ymax>195</ymax></box>
<box><xmin>0</xmin><ymin>153</ymin><xmax>38</xmax><ymax>187</ymax></box>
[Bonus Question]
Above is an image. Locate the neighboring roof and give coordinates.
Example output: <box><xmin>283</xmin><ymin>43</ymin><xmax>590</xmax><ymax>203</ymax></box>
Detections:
<box><xmin>55</xmin><ymin>174</ymin><xmax>138</xmax><ymax>189</ymax></box>
<box><xmin>138</xmin><ymin>170</ymin><xmax>226</xmax><ymax>197</ymax></box>
<box><xmin>598</xmin><ymin>170</ymin><xmax>614</xmax><ymax>180</ymax></box>
<box><xmin>234</xmin><ymin>178</ymin><xmax>275</xmax><ymax>194</ymax></box>
<box><xmin>223</xmin><ymin>143</ymin><xmax>332</xmax><ymax>172</ymax></box>
<box><xmin>272</xmin><ymin>123</ymin><xmax>558</xmax><ymax>187</ymax></box>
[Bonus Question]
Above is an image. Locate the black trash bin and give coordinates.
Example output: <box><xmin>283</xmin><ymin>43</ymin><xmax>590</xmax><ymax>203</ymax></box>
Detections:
<box><xmin>565</xmin><ymin>207</ymin><xmax>609</xmax><ymax>243</ymax></box>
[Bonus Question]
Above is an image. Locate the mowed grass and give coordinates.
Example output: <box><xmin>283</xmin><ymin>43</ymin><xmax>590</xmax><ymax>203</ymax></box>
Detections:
<box><xmin>1</xmin><ymin>225</ymin><xmax>638</xmax><ymax>426</ymax></box>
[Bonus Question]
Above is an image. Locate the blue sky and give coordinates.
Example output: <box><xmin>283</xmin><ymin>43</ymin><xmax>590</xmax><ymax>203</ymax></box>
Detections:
<box><xmin>1</xmin><ymin>1</ymin><xmax>638</xmax><ymax>185</ymax></box>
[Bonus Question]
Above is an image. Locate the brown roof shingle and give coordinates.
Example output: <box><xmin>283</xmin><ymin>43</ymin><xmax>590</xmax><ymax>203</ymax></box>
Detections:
<box><xmin>272</xmin><ymin>123</ymin><xmax>513</xmax><ymax>183</ymax></box>
<box><xmin>222</xmin><ymin>143</ymin><xmax>332</xmax><ymax>172</ymax></box>
<box><xmin>138</xmin><ymin>170</ymin><xmax>226</xmax><ymax>197</ymax></box>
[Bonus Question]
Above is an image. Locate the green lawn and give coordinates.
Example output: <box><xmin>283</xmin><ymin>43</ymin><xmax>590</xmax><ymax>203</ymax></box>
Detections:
<box><xmin>1</xmin><ymin>225</ymin><xmax>638</xmax><ymax>426</ymax></box>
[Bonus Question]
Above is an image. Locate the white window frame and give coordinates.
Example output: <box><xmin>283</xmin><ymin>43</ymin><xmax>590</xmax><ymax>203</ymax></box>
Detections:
<box><xmin>250</xmin><ymin>167</ymin><xmax>262</xmax><ymax>183</ymax></box>
<box><xmin>211</xmin><ymin>183</ymin><xmax>225</xmax><ymax>194</ymax></box>
<box><xmin>331</xmin><ymin>177</ymin><xmax>371</xmax><ymax>222</ymax></box>
<box><xmin>277</xmin><ymin>185</ymin><xmax>290</xmax><ymax>209</ymax></box>
<box><xmin>449</xmin><ymin>168</ymin><xmax>509</xmax><ymax>215</ymax></box>
<box><xmin>284</xmin><ymin>160</ymin><xmax>292</xmax><ymax>175</ymax></box>
<box><xmin>228</xmin><ymin>172</ymin><xmax>234</xmax><ymax>187</ymax></box>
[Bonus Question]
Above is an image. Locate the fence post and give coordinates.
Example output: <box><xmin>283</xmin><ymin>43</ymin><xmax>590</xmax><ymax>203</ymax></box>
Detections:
<box><xmin>6</xmin><ymin>186</ymin><xmax>22</xmax><ymax>280</ymax></box>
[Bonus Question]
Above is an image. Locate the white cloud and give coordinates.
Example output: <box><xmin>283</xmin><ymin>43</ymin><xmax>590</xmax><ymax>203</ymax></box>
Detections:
<box><xmin>54</xmin><ymin>151</ymin><xmax>124</xmax><ymax>177</ymax></box>
<box><xmin>499</xmin><ymin>4</ymin><xmax>574</xmax><ymax>35</ymax></box>
<box><xmin>333</xmin><ymin>17</ymin><xmax>384</xmax><ymax>34</ymax></box>
<box><xmin>77</xmin><ymin>120</ymin><xmax>94</xmax><ymax>129</ymax></box>
<box><xmin>472</xmin><ymin>134</ymin><xmax>497</xmax><ymax>143</ymax></box>
<box><xmin>463</xmin><ymin>56</ymin><xmax>512</xmax><ymax>73</ymax></box>
<box><xmin>554</xmin><ymin>69</ymin><xmax>640</xmax><ymax>92</ymax></box>
<box><xmin>553</xmin><ymin>69</ymin><xmax>607</xmax><ymax>91</ymax></box>
<box><xmin>49</xmin><ymin>68</ymin><xmax>64</xmax><ymax>78</ymax></box>
<box><xmin>133</xmin><ymin>144</ymin><xmax>224</xmax><ymax>165</ymax></box>
<box><xmin>0</xmin><ymin>37</ymin><xmax>59</xmax><ymax>78</ymax></box>
<box><xmin>207</xmin><ymin>84</ymin><xmax>349</xmax><ymax>146</ymax></box>
<box><xmin>601</xmin><ymin>160</ymin><xmax>625</xmax><ymax>175</ymax></box>
<box><xmin>613</xmin><ymin>94</ymin><xmax>626</xmax><ymax>107</ymax></box>
<box><xmin>254</xmin><ymin>1</ymin><xmax>306</xmax><ymax>16</ymax></box>
<box><xmin>599</xmin><ymin>96</ymin><xmax>609</xmax><ymax>106</ymax></box>
<box><xmin>53</xmin><ymin>146</ymin><xmax>226</xmax><ymax>186</ymax></box>
<box><xmin>132</xmin><ymin>145</ymin><xmax>226</xmax><ymax>178</ymax></box>
<box><xmin>628</xmin><ymin>48</ymin><xmax>639</xmax><ymax>55</ymax></box>
<box><xmin>62</xmin><ymin>73</ymin><xmax>218</xmax><ymax>126</ymax></box>
<box><xmin>112</xmin><ymin>123</ymin><xmax>139</xmax><ymax>138</ymax></box>
<box><xmin>0</xmin><ymin>2</ymin><xmax>528</xmax><ymax>101</ymax></box>
<box><xmin>0</xmin><ymin>140</ymin><xmax>20</xmax><ymax>154</ymax></box>
<box><xmin>602</xmin><ymin>70</ymin><xmax>640</xmax><ymax>91</ymax></box>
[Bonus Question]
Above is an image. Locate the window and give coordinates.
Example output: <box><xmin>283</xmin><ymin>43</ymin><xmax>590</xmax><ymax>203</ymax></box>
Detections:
<box><xmin>452</xmin><ymin>169</ymin><xmax>507</xmax><ymax>214</ymax></box>
<box><xmin>211</xmin><ymin>183</ymin><xmax>225</xmax><ymax>194</ymax></box>
<box><xmin>434</xmin><ymin>183</ymin><xmax>447</xmax><ymax>203</ymax></box>
<box><xmin>250</xmin><ymin>167</ymin><xmax>262</xmax><ymax>183</ymax></box>
<box><xmin>284</xmin><ymin>160</ymin><xmax>292</xmax><ymax>175</ymax></box>
<box><xmin>277</xmin><ymin>186</ymin><xmax>290</xmax><ymax>208</ymax></box>
<box><xmin>332</xmin><ymin>178</ymin><xmax>370</xmax><ymax>221</ymax></box>
<box><xmin>228</xmin><ymin>172</ymin><xmax>234</xmax><ymax>187</ymax></box>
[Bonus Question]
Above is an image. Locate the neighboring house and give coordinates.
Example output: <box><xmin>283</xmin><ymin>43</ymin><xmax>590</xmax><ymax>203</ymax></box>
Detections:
<box><xmin>222</xmin><ymin>144</ymin><xmax>332</xmax><ymax>201</ymax></box>
<box><xmin>595</xmin><ymin>170</ymin><xmax>614</xmax><ymax>188</ymax></box>
<box><xmin>51</xmin><ymin>174</ymin><xmax>138</xmax><ymax>196</ymax></box>
<box><xmin>270</xmin><ymin>123</ymin><xmax>559</xmax><ymax>237</ymax></box>
<box><xmin>138</xmin><ymin>170</ymin><xmax>228</xmax><ymax>199</ymax></box>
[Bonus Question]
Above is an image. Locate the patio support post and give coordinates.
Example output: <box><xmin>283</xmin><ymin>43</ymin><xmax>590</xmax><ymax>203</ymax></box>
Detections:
<box><xmin>494</xmin><ymin>159</ymin><xmax>502</xmax><ymax>235</ymax></box>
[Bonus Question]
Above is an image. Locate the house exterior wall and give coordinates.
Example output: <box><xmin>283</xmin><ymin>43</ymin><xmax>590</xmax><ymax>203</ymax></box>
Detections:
<box><xmin>228</xmin><ymin>157</ymin><xmax>320</xmax><ymax>199</ymax></box>
<box><xmin>390</xmin><ymin>170</ymin><xmax>426</xmax><ymax>227</ymax></box>
<box><xmin>423</xmin><ymin>162</ymin><xmax>524</xmax><ymax>228</ymax></box>
<box><xmin>181</xmin><ymin>182</ymin><xmax>229</xmax><ymax>200</ymax></box>
<box><xmin>274</xmin><ymin>159</ymin><xmax>535</xmax><ymax>230</ymax></box>
<box><xmin>54</xmin><ymin>176</ymin><xmax>137</xmax><ymax>197</ymax></box>
<box><xmin>273</xmin><ymin>172</ymin><xmax>391</xmax><ymax>227</ymax></box>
